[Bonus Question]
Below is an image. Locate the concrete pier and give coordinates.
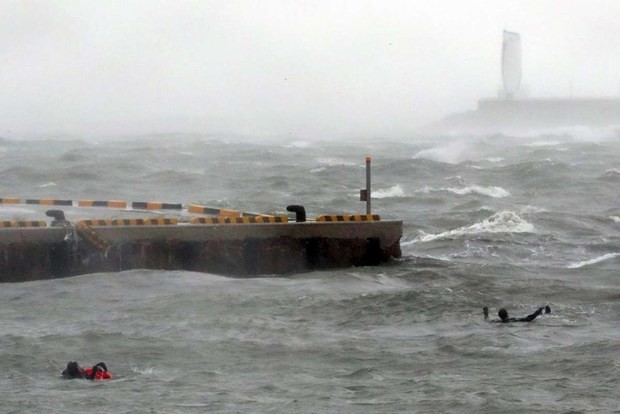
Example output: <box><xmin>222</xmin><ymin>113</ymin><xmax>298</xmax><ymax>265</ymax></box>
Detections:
<box><xmin>0</xmin><ymin>220</ymin><xmax>402</xmax><ymax>282</ymax></box>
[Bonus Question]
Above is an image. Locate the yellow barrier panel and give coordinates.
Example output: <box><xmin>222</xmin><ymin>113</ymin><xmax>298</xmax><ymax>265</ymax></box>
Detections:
<box><xmin>132</xmin><ymin>201</ymin><xmax>183</xmax><ymax>210</ymax></box>
<box><xmin>190</xmin><ymin>216</ymin><xmax>288</xmax><ymax>224</ymax></box>
<box><xmin>78</xmin><ymin>218</ymin><xmax>178</xmax><ymax>226</ymax></box>
<box><xmin>78</xmin><ymin>200</ymin><xmax>127</xmax><ymax>208</ymax></box>
<box><xmin>0</xmin><ymin>220</ymin><xmax>47</xmax><ymax>228</ymax></box>
<box><xmin>26</xmin><ymin>199</ymin><xmax>72</xmax><ymax>206</ymax></box>
<box><xmin>188</xmin><ymin>204</ymin><xmax>242</xmax><ymax>217</ymax></box>
<box><xmin>0</xmin><ymin>197</ymin><xmax>21</xmax><ymax>204</ymax></box>
<box><xmin>316</xmin><ymin>214</ymin><xmax>380</xmax><ymax>222</ymax></box>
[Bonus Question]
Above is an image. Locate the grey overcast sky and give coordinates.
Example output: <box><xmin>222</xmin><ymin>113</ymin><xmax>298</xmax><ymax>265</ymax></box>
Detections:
<box><xmin>1</xmin><ymin>0</ymin><xmax>619</xmax><ymax>139</ymax></box>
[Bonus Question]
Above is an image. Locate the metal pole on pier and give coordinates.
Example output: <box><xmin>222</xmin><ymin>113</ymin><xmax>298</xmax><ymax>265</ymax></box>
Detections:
<box><xmin>359</xmin><ymin>156</ymin><xmax>371</xmax><ymax>214</ymax></box>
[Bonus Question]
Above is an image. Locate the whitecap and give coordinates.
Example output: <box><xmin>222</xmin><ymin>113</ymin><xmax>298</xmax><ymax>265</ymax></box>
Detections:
<box><xmin>601</xmin><ymin>168</ymin><xmax>620</xmax><ymax>179</ymax></box>
<box><xmin>416</xmin><ymin>211</ymin><xmax>534</xmax><ymax>242</ymax></box>
<box><xmin>412</xmin><ymin>140</ymin><xmax>479</xmax><ymax>164</ymax></box>
<box><xmin>132</xmin><ymin>366</ymin><xmax>156</xmax><ymax>375</ymax></box>
<box><xmin>415</xmin><ymin>186</ymin><xmax>434</xmax><ymax>194</ymax></box>
<box><xmin>524</xmin><ymin>140</ymin><xmax>561</xmax><ymax>147</ymax></box>
<box><xmin>373</xmin><ymin>184</ymin><xmax>405</xmax><ymax>199</ymax></box>
<box><xmin>315</xmin><ymin>157</ymin><xmax>357</xmax><ymax>167</ymax></box>
<box><xmin>446</xmin><ymin>185</ymin><xmax>510</xmax><ymax>198</ymax></box>
<box><xmin>611</xmin><ymin>216</ymin><xmax>620</xmax><ymax>223</ymax></box>
<box><xmin>38</xmin><ymin>182</ymin><xmax>57</xmax><ymax>188</ymax></box>
<box><xmin>520</xmin><ymin>205</ymin><xmax>548</xmax><ymax>214</ymax></box>
<box><xmin>286</xmin><ymin>141</ymin><xmax>312</xmax><ymax>148</ymax></box>
<box><xmin>567</xmin><ymin>252</ymin><xmax>620</xmax><ymax>269</ymax></box>
<box><xmin>416</xmin><ymin>184</ymin><xmax>510</xmax><ymax>198</ymax></box>
<box><xmin>517</xmin><ymin>125</ymin><xmax>620</xmax><ymax>142</ymax></box>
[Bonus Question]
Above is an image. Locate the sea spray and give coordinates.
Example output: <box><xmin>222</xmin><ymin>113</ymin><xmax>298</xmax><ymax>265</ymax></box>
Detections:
<box><xmin>415</xmin><ymin>211</ymin><xmax>534</xmax><ymax>242</ymax></box>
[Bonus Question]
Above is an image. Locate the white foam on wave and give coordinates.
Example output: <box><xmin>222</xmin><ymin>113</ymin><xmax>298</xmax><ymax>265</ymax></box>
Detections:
<box><xmin>518</xmin><ymin>125</ymin><xmax>620</xmax><ymax>142</ymax></box>
<box><xmin>523</xmin><ymin>140</ymin><xmax>561</xmax><ymax>147</ymax></box>
<box><xmin>520</xmin><ymin>205</ymin><xmax>548</xmax><ymax>214</ymax></box>
<box><xmin>373</xmin><ymin>184</ymin><xmax>405</xmax><ymax>199</ymax></box>
<box><xmin>567</xmin><ymin>252</ymin><xmax>620</xmax><ymax>269</ymax></box>
<box><xmin>416</xmin><ymin>211</ymin><xmax>534</xmax><ymax>242</ymax></box>
<box><xmin>286</xmin><ymin>141</ymin><xmax>312</xmax><ymax>148</ymax></box>
<box><xmin>412</xmin><ymin>140</ymin><xmax>479</xmax><ymax>164</ymax></box>
<box><xmin>601</xmin><ymin>168</ymin><xmax>620</xmax><ymax>179</ymax></box>
<box><xmin>417</xmin><ymin>184</ymin><xmax>510</xmax><ymax>198</ymax></box>
<box><xmin>315</xmin><ymin>157</ymin><xmax>357</xmax><ymax>167</ymax></box>
<box><xmin>39</xmin><ymin>182</ymin><xmax>57</xmax><ymax>188</ymax></box>
<box><xmin>132</xmin><ymin>366</ymin><xmax>156</xmax><ymax>375</ymax></box>
<box><xmin>447</xmin><ymin>185</ymin><xmax>510</xmax><ymax>198</ymax></box>
<box><xmin>610</xmin><ymin>216</ymin><xmax>620</xmax><ymax>223</ymax></box>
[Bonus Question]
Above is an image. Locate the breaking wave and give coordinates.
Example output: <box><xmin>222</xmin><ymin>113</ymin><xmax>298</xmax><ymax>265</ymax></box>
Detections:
<box><xmin>567</xmin><ymin>253</ymin><xmax>620</xmax><ymax>269</ymax></box>
<box><xmin>600</xmin><ymin>168</ymin><xmax>620</xmax><ymax>180</ymax></box>
<box><xmin>315</xmin><ymin>157</ymin><xmax>357</xmax><ymax>167</ymax></box>
<box><xmin>412</xmin><ymin>140</ymin><xmax>481</xmax><ymax>164</ymax></box>
<box><xmin>373</xmin><ymin>185</ymin><xmax>405</xmax><ymax>199</ymax></box>
<box><xmin>523</xmin><ymin>140</ymin><xmax>562</xmax><ymax>147</ymax></box>
<box><xmin>418</xmin><ymin>184</ymin><xmax>510</xmax><ymax>198</ymax></box>
<box><xmin>416</xmin><ymin>211</ymin><xmax>534</xmax><ymax>242</ymax></box>
<box><xmin>517</xmin><ymin>125</ymin><xmax>620</xmax><ymax>142</ymax></box>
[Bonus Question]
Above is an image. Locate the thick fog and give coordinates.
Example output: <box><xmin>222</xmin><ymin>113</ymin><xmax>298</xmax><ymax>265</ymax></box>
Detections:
<box><xmin>1</xmin><ymin>1</ymin><xmax>619</xmax><ymax>139</ymax></box>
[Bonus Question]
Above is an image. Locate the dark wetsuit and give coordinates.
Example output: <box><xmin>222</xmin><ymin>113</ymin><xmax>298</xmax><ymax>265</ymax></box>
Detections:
<box><xmin>497</xmin><ymin>307</ymin><xmax>544</xmax><ymax>323</ymax></box>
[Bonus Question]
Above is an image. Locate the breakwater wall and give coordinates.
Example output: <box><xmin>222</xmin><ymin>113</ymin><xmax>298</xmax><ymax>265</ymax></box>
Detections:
<box><xmin>0</xmin><ymin>220</ymin><xmax>402</xmax><ymax>282</ymax></box>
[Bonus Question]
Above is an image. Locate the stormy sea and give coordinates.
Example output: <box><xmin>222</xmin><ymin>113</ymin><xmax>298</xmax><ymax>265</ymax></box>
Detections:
<box><xmin>0</xmin><ymin>128</ymin><xmax>619</xmax><ymax>413</ymax></box>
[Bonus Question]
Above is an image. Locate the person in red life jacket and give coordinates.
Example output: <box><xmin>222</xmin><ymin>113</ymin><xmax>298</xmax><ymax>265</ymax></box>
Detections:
<box><xmin>62</xmin><ymin>361</ymin><xmax>112</xmax><ymax>380</ymax></box>
<box><xmin>84</xmin><ymin>362</ymin><xmax>112</xmax><ymax>380</ymax></box>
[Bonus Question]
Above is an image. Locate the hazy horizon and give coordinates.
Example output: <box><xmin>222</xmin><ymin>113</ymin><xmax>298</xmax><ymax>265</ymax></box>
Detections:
<box><xmin>2</xmin><ymin>1</ymin><xmax>619</xmax><ymax>139</ymax></box>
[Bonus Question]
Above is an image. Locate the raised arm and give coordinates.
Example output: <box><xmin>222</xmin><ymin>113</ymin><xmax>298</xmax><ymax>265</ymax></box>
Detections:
<box><xmin>520</xmin><ymin>307</ymin><xmax>544</xmax><ymax>322</ymax></box>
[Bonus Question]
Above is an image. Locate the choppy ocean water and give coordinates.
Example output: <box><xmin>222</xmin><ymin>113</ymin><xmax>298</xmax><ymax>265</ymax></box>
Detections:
<box><xmin>0</xmin><ymin>129</ymin><xmax>619</xmax><ymax>413</ymax></box>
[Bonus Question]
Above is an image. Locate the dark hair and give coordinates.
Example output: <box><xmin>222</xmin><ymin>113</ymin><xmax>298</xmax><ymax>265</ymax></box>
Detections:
<box><xmin>498</xmin><ymin>308</ymin><xmax>509</xmax><ymax>321</ymax></box>
<box><xmin>62</xmin><ymin>361</ymin><xmax>84</xmax><ymax>379</ymax></box>
<box><xmin>94</xmin><ymin>362</ymin><xmax>108</xmax><ymax>372</ymax></box>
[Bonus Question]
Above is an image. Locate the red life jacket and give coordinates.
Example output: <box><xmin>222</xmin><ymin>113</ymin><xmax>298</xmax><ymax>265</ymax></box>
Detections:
<box><xmin>85</xmin><ymin>367</ymin><xmax>112</xmax><ymax>380</ymax></box>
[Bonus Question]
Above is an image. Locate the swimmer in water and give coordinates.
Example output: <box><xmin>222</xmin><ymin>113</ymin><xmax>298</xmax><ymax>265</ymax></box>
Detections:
<box><xmin>62</xmin><ymin>361</ymin><xmax>112</xmax><ymax>380</ymax></box>
<box><xmin>483</xmin><ymin>305</ymin><xmax>550</xmax><ymax>323</ymax></box>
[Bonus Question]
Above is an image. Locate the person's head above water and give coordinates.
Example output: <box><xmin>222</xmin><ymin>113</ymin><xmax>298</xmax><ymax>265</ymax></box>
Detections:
<box><xmin>498</xmin><ymin>308</ymin><xmax>509</xmax><ymax>322</ymax></box>
<box><xmin>62</xmin><ymin>361</ymin><xmax>84</xmax><ymax>379</ymax></box>
<box><xmin>93</xmin><ymin>362</ymin><xmax>108</xmax><ymax>372</ymax></box>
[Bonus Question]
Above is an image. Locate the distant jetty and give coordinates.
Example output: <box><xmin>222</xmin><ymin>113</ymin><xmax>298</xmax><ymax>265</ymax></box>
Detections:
<box><xmin>428</xmin><ymin>31</ymin><xmax>620</xmax><ymax>134</ymax></box>
<box><xmin>432</xmin><ymin>97</ymin><xmax>620</xmax><ymax>134</ymax></box>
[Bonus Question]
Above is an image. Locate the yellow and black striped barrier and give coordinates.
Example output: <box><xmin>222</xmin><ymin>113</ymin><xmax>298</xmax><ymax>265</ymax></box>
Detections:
<box><xmin>188</xmin><ymin>204</ymin><xmax>242</xmax><ymax>217</ymax></box>
<box><xmin>0</xmin><ymin>197</ymin><xmax>21</xmax><ymax>204</ymax></box>
<box><xmin>316</xmin><ymin>214</ymin><xmax>381</xmax><ymax>222</ymax></box>
<box><xmin>132</xmin><ymin>201</ymin><xmax>183</xmax><ymax>210</ymax></box>
<box><xmin>190</xmin><ymin>216</ymin><xmax>288</xmax><ymax>224</ymax></box>
<box><xmin>26</xmin><ymin>199</ymin><xmax>73</xmax><ymax>206</ymax></box>
<box><xmin>78</xmin><ymin>218</ymin><xmax>178</xmax><ymax>226</ymax></box>
<box><xmin>78</xmin><ymin>200</ymin><xmax>128</xmax><ymax>208</ymax></box>
<box><xmin>0</xmin><ymin>220</ymin><xmax>47</xmax><ymax>228</ymax></box>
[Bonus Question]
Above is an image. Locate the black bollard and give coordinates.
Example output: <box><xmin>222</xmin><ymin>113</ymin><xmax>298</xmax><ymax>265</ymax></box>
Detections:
<box><xmin>286</xmin><ymin>205</ymin><xmax>306</xmax><ymax>222</ymax></box>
